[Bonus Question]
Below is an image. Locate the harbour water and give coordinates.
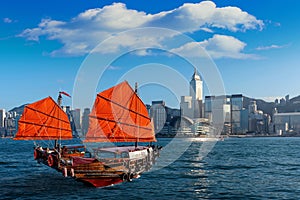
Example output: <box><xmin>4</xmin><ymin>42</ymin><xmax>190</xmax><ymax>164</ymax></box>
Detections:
<box><xmin>1</xmin><ymin>137</ymin><xmax>300</xmax><ymax>199</ymax></box>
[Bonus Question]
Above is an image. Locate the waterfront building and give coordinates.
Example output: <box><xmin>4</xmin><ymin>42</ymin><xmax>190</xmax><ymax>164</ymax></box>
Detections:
<box><xmin>4</xmin><ymin>112</ymin><xmax>19</xmax><ymax>136</ymax></box>
<box><xmin>81</xmin><ymin>108</ymin><xmax>90</xmax><ymax>136</ymax></box>
<box><xmin>62</xmin><ymin>106</ymin><xmax>77</xmax><ymax>135</ymax></box>
<box><xmin>190</xmin><ymin>68</ymin><xmax>203</xmax><ymax>101</ymax></box>
<box><xmin>190</xmin><ymin>68</ymin><xmax>203</xmax><ymax>118</ymax></box>
<box><xmin>204</xmin><ymin>95</ymin><xmax>231</xmax><ymax>122</ymax></box>
<box><xmin>205</xmin><ymin>97</ymin><xmax>271</xmax><ymax>135</ymax></box>
<box><xmin>248</xmin><ymin>101</ymin><xmax>270</xmax><ymax>134</ymax></box>
<box><xmin>204</xmin><ymin>95</ymin><xmax>231</xmax><ymax>134</ymax></box>
<box><xmin>273</xmin><ymin>112</ymin><xmax>300</xmax><ymax>135</ymax></box>
<box><xmin>0</xmin><ymin>109</ymin><xmax>5</xmax><ymax>128</ymax></box>
<box><xmin>149</xmin><ymin>101</ymin><xmax>181</xmax><ymax>135</ymax></box>
<box><xmin>71</xmin><ymin>108</ymin><xmax>81</xmax><ymax>136</ymax></box>
<box><xmin>180</xmin><ymin>96</ymin><xmax>193</xmax><ymax>119</ymax></box>
<box><xmin>231</xmin><ymin>94</ymin><xmax>244</xmax><ymax>134</ymax></box>
<box><xmin>150</xmin><ymin>101</ymin><xmax>167</xmax><ymax>133</ymax></box>
<box><xmin>181</xmin><ymin>68</ymin><xmax>203</xmax><ymax>120</ymax></box>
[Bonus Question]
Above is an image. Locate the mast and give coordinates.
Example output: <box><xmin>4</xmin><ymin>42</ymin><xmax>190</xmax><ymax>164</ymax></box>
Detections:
<box><xmin>57</xmin><ymin>93</ymin><xmax>62</xmax><ymax>107</ymax></box>
<box><xmin>84</xmin><ymin>81</ymin><xmax>156</xmax><ymax>143</ymax></box>
<box><xmin>135</xmin><ymin>82</ymin><xmax>138</xmax><ymax>148</ymax></box>
<box><xmin>55</xmin><ymin>92</ymin><xmax>63</xmax><ymax>149</ymax></box>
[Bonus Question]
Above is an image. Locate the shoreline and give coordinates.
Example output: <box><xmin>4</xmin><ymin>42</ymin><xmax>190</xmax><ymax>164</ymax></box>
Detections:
<box><xmin>156</xmin><ymin>134</ymin><xmax>300</xmax><ymax>139</ymax></box>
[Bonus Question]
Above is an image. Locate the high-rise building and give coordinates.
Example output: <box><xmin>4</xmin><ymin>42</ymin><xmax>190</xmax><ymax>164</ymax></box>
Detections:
<box><xmin>273</xmin><ymin>112</ymin><xmax>300</xmax><ymax>135</ymax></box>
<box><xmin>230</xmin><ymin>94</ymin><xmax>243</xmax><ymax>134</ymax></box>
<box><xmin>0</xmin><ymin>109</ymin><xmax>5</xmax><ymax>128</ymax></box>
<box><xmin>204</xmin><ymin>95</ymin><xmax>231</xmax><ymax>134</ymax></box>
<box><xmin>81</xmin><ymin>108</ymin><xmax>90</xmax><ymax>136</ymax></box>
<box><xmin>71</xmin><ymin>109</ymin><xmax>81</xmax><ymax>135</ymax></box>
<box><xmin>190</xmin><ymin>68</ymin><xmax>203</xmax><ymax>118</ymax></box>
<box><xmin>181</xmin><ymin>68</ymin><xmax>203</xmax><ymax>119</ymax></box>
<box><xmin>180</xmin><ymin>96</ymin><xmax>193</xmax><ymax>119</ymax></box>
<box><xmin>150</xmin><ymin>101</ymin><xmax>167</xmax><ymax>133</ymax></box>
<box><xmin>190</xmin><ymin>68</ymin><xmax>203</xmax><ymax>101</ymax></box>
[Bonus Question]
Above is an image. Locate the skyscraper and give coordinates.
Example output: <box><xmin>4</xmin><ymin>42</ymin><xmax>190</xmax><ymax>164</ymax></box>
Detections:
<box><xmin>231</xmin><ymin>94</ymin><xmax>243</xmax><ymax>134</ymax></box>
<box><xmin>190</xmin><ymin>68</ymin><xmax>203</xmax><ymax>118</ymax></box>
<box><xmin>82</xmin><ymin>108</ymin><xmax>90</xmax><ymax>135</ymax></box>
<box><xmin>150</xmin><ymin>101</ymin><xmax>167</xmax><ymax>133</ymax></box>
<box><xmin>71</xmin><ymin>108</ymin><xmax>81</xmax><ymax>137</ymax></box>
<box><xmin>0</xmin><ymin>109</ymin><xmax>5</xmax><ymax>128</ymax></box>
<box><xmin>190</xmin><ymin>68</ymin><xmax>203</xmax><ymax>101</ymax></box>
<box><xmin>180</xmin><ymin>68</ymin><xmax>204</xmax><ymax>119</ymax></box>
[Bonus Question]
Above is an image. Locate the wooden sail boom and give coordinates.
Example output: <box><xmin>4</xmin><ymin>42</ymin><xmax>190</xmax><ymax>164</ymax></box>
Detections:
<box><xmin>26</xmin><ymin>105</ymin><xmax>70</xmax><ymax>125</ymax></box>
<box><xmin>14</xmin><ymin>136</ymin><xmax>71</xmax><ymax>140</ymax></box>
<box><xmin>97</xmin><ymin>94</ymin><xmax>150</xmax><ymax>121</ymax></box>
<box><xmin>89</xmin><ymin>115</ymin><xmax>152</xmax><ymax>131</ymax></box>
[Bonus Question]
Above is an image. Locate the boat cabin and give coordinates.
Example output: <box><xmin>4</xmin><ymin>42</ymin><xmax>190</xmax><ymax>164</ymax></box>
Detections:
<box><xmin>93</xmin><ymin>146</ymin><xmax>150</xmax><ymax>160</ymax></box>
<box><xmin>61</xmin><ymin>144</ymin><xmax>90</xmax><ymax>158</ymax></box>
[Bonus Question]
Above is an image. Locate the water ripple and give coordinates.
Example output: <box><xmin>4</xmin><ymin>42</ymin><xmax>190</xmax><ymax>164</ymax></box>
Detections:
<box><xmin>1</xmin><ymin>137</ymin><xmax>300</xmax><ymax>199</ymax></box>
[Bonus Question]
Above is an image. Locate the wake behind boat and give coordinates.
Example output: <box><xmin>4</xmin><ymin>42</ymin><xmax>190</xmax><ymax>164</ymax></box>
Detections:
<box><xmin>14</xmin><ymin>81</ymin><xmax>161</xmax><ymax>187</ymax></box>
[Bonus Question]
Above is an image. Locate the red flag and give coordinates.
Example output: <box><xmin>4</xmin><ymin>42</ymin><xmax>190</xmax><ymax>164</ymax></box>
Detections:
<box><xmin>59</xmin><ymin>91</ymin><xmax>71</xmax><ymax>98</ymax></box>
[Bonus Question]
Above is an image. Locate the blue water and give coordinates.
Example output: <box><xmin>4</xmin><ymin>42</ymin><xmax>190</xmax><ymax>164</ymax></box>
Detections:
<box><xmin>1</xmin><ymin>137</ymin><xmax>300</xmax><ymax>199</ymax></box>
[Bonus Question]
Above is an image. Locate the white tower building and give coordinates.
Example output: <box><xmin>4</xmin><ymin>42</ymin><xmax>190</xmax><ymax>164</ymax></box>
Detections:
<box><xmin>190</xmin><ymin>68</ymin><xmax>203</xmax><ymax>118</ymax></box>
<box><xmin>190</xmin><ymin>68</ymin><xmax>203</xmax><ymax>101</ymax></box>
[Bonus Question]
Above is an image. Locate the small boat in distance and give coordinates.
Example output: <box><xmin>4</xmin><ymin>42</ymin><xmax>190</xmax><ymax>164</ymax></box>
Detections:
<box><xmin>14</xmin><ymin>81</ymin><xmax>161</xmax><ymax>187</ymax></box>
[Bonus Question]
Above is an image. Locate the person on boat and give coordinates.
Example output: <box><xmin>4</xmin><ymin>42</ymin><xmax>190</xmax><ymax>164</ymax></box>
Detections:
<box><xmin>38</xmin><ymin>146</ymin><xmax>43</xmax><ymax>152</ymax></box>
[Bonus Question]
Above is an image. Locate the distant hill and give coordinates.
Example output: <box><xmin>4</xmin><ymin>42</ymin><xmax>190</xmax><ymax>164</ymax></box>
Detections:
<box><xmin>277</xmin><ymin>95</ymin><xmax>300</xmax><ymax>113</ymax></box>
<box><xmin>243</xmin><ymin>95</ymin><xmax>300</xmax><ymax>115</ymax></box>
<box><xmin>9</xmin><ymin>104</ymin><xmax>27</xmax><ymax>115</ymax></box>
<box><xmin>243</xmin><ymin>97</ymin><xmax>275</xmax><ymax>116</ymax></box>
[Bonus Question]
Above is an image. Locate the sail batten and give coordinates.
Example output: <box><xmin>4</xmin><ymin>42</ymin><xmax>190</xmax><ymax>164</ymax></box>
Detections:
<box><xmin>97</xmin><ymin>94</ymin><xmax>151</xmax><ymax>121</ymax></box>
<box><xmin>89</xmin><ymin>116</ymin><xmax>152</xmax><ymax>131</ymax></box>
<box><xmin>26</xmin><ymin>106</ymin><xmax>70</xmax><ymax>125</ymax></box>
<box><xmin>14</xmin><ymin>97</ymin><xmax>72</xmax><ymax>140</ymax></box>
<box><xmin>18</xmin><ymin>120</ymin><xmax>72</xmax><ymax>132</ymax></box>
<box><xmin>85</xmin><ymin>81</ymin><xmax>156</xmax><ymax>143</ymax></box>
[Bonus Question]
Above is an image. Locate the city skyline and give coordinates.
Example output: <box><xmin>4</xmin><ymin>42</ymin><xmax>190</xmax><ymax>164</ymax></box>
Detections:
<box><xmin>1</xmin><ymin>0</ymin><xmax>300</xmax><ymax>111</ymax></box>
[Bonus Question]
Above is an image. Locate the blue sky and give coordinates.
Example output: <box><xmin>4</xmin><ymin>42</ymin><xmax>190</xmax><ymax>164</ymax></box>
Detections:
<box><xmin>1</xmin><ymin>0</ymin><xmax>300</xmax><ymax>110</ymax></box>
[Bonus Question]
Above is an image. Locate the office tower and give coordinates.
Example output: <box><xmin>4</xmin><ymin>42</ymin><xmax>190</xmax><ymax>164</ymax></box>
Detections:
<box><xmin>81</xmin><ymin>108</ymin><xmax>90</xmax><ymax>135</ymax></box>
<box><xmin>190</xmin><ymin>68</ymin><xmax>203</xmax><ymax>118</ymax></box>
<box><xmin>71</xmin><ymin>108</ymin><xmax>81</xmax><ymax>133</ymax></box>
<box><xmin>0</xmin><ymin>109</ymin><xmax>5</xmax><ymax>128</ymax></box>
<box><xmin>231</xmin><ymin>94</ymin><xmax>243</xmax><ymax>134</ymax></box>
<box><xmin>150</xmin><ymin>101</ymin><xmax>166</xmax><ymax>133</ymax></box>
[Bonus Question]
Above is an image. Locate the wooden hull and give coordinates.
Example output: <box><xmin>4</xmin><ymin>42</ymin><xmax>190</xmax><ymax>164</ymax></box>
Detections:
<box><xmin>80</xmin><ymin>177</ymin><xmax>124</xmax><ymax>187</ymax></box>
<box><xmin>33</xmin><ymin>145</ymin><xmax>161</xmax><ymax>187</ymax></box>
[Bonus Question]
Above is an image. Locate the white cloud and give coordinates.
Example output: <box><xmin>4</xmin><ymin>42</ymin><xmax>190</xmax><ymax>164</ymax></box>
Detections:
<box><xmin>172</xmin><ymin>34</ymin><xmax>257</xmax><ymax>59</ymax></box>
<box><xmin>256</xmin><ymin>44</ymin><xmax>286</xmax><ymax>51</ymax></box>
<box><xmin>3</xmin><ymin>18</ymin><xmax>13</xmax><ymax>23</ymax></box>
<box><xmin>148</xmin><ymin>1</ymin><xmax>263</xmax><ymax>32</ymax></box>
<box><xmin>18</xmin><ymin>1</ymin><xmax>263</xmax><ymax>56</ymax></box>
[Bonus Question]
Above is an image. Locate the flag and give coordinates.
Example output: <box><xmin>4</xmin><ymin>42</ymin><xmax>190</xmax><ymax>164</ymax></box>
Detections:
<box><xmin>59</xmin><ymin>91</ymin><xmax>71</xmax><ymax>97</ymax></box>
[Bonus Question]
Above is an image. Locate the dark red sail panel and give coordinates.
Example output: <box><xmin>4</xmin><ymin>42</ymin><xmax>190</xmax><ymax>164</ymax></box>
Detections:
<box><xmin>14</xmin><ymin>97</ymin><xmax>72</xmax><ymax>140</ymax></box>
<box><xmin>85</xmin><ymin>81</ymin><xmax>156</xmax><ymax>143</ymax></box>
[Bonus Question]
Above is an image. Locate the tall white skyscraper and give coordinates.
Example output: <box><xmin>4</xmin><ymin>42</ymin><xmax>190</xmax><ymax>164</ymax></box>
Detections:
<box><xmin>190</xmin><ymin>68</ymin><xmax>203</xmax><ymax>118</ymax></box>
<box><xmin>181</xmin><ymin>69</ymin><xmax>203</xmax><ymax>119</ymax></box>
<box><xmin>190</xmin><ymin>68</ymin><xmax>203</xmax><ymax>101</ymax></box>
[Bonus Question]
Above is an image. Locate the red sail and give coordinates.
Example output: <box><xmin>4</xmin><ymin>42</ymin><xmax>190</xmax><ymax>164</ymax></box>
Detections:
<box><xmin>85</xmin><ymin>81</ymin><xmax>156</xmax><ymax>143</ymax></box>
<box><xmin>14</xmin><ymin>97</ymin><xmax>72</xmax><ymax>140</ymax></box>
